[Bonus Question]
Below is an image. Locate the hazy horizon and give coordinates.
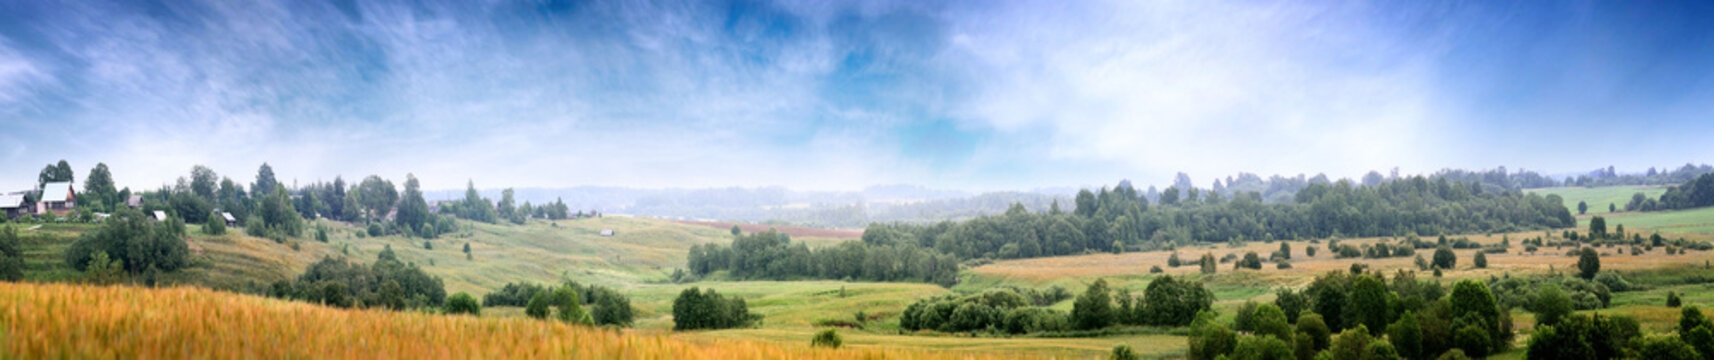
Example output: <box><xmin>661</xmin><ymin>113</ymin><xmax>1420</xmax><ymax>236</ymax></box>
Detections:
<box><xmin>4</xmin><ymin>1</ymin><xmax>1712</xmax><ymax>193</ymax></box>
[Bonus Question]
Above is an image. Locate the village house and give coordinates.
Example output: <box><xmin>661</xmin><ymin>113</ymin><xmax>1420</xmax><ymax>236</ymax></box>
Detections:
<box><xmin>221</xmin><ymin>212</ymin><xmax>237</xmax><ymax>227</ymax></box>
<box><xmin>0</xmin><ymin>194</ymin><xmax>26</xmax><ymax>220</ymax></box>
<box><xmin>126</xmin><ymin>195</ymin><xmax>143</xmax><ymax>208</ymax></box>
<box><xmin>35</xmin><ymin>182</ymin><xmax>75</xmax><ymax>216</ymax></box>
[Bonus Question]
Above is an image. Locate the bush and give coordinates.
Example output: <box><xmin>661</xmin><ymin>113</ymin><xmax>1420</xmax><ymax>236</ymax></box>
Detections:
<box><xmin>1577</xmin><ymin>247</ymin><xmax>1601</xmax><ymax>279</ymax></box>
<box><xmin>1473</xmin><ymin>252</ymin><xmax>1487</xmax><ymax>269</ymax></box>
<box><xmin>202</xmin><ymin>214</ymin><xmax>226</xmax><ymax>235</ymax></box>
<box><xmin>1593</xmin><ymin>272</ymin><xmax>1632</xmax><ymax>292</ymax></box>
<box><xmin>525</xmin><ymin>291</ymin><xmax>552</xmax><ymax>319</ymax></box>
<box><xmin>1109</xmin><ymin>344</ymin><xmax>1138</xmax><ymax>360</ymax></box>
<box><xmin>0</xmin><ymin>227</ymin><xmax>24</xmax><ymax>281</ymax></box>
<box><xmin>65</xmin><ymin>209</ymin><xmax>190</xmax><ymax>274</ymax></box>
<box><xmin>1667</xmin><ymin>291</ymin><xmax>1682</xmax><ymax>307</ymax></box>
<box><xmin>367</xmin><ymin>223</ymin><xmax>383</xmax><ymax>237</ymax></box>
<box><xmin>444</xmin><ymin>292</ymin><xmax>480</xmax><ymax>315</ymax></box>
<box><xmin>811</xmin><ymin>329</ymin><xmax>842</xmax><ymax>349</ymax></box>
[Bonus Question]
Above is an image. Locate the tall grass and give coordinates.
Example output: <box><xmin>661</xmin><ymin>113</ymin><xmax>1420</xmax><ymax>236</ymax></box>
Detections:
<box><xmin>0</xmin><ymin>282</ymin><xmax>1009</xmax><ymax>359</ymax></box>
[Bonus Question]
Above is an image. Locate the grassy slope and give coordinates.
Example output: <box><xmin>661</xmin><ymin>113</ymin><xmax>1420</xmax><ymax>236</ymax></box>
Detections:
<box><xmin>1574</xmin><ymin>206</ymin><xmax>1714</xmax><ymax>235</ymax></box>
<box><xmin>1530</xmin><ymin>185</ymin><xmax>1667</xmax><ymax>215</ymax></box>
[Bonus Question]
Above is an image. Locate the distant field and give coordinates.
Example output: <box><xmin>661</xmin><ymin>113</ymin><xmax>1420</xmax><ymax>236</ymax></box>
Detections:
<box><xmin>1576</xmin><ymin>206</ymin><xmax>1714</xmax><ymax>235</ymax></box>
<box><xmin>1530</xmin><ymin>185</ymin><xmax>1667</xmax><ymax>215</ymax></box>
<box><xmin>0</xmin><ymin>282</ymin><xmax>1000</xmax><ymax>360</ymax></box>
<box><xmin>665</xmin><ymin>219</ymin><xmax>863</xmax><ymax>239</ymax></box>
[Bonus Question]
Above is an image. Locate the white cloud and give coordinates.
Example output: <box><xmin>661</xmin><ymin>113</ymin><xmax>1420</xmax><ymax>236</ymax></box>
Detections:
<box><xmin>945</xmin><ymin>1</ymin><xmax>1448</xmax><ymax>186</ymax></box>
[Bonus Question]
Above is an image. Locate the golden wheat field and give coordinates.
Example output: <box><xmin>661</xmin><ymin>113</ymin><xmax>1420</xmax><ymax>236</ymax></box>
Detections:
<box><xmin>0</xmin><ymin>282</ymin><xmax>1018</xmax><ymax>360</ymax></box>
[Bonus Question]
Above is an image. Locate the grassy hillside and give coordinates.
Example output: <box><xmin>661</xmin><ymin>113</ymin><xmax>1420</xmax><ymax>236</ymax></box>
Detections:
<box><xmin>1575</xmin><ymin>205</ymin><xmax>1714</xmax><ymax>235</ymax></box>
<box><xmin>1530</xmin><ymin>185</ymin><xmax>1667</xmax><ymax>215</ymax></box>
<box><xmin>0</xmin><ymin>282</ymin><xmax>1012</xmax><ymax>359</ymax></box>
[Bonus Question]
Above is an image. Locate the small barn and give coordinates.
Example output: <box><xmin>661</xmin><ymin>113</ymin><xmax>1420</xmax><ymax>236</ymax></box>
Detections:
<box><xmin>0</xmin><ymin>194</ymin><xmax>25</xmax><ymax>220</ymax></box>
<box><xmin>35</xmin><ymin>182</ymin><xmax>75</xmax><ymax>216</ymax></box>
<box><xmin>599</xmin><ymin>229</ymin><xmax>615</xmax><ymax>236</ymax></box>
<box><xmin>221</xmin><ymin>212</ymin><xmax>237</xmax><ymax>227</ymax></box>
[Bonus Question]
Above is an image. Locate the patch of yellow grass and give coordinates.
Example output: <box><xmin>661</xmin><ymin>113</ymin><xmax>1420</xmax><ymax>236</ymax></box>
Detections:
<box><xmin>0</xmin><ymin>282</ymin><xmax>1017</xmax><ymax>359</ymax></box>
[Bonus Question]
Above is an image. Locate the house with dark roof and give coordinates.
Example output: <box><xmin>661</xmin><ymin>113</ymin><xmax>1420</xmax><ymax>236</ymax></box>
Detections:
<box><xmin>36</xmin><ymin>182</ymin><xmax>75</xmax><ymax>216</ymax></box>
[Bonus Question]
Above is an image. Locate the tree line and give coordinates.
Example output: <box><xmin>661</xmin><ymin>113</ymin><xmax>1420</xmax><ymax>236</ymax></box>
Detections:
<box><xmin>1628</xmin><ymin>172</ymin><xmax>1714</xmax><ymax>212</ymax></box>
<box><xmin>856</xmin><ymin>177</ymin><xmax>1572</xmax><ymax>263</ymax></box>
<box><xmin>686</xmin><ymin>228</ymin><xmax>961</xmax><ymax>287</ymax></box>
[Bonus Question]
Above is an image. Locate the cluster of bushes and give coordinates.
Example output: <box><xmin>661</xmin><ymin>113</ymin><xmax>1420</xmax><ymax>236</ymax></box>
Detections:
<box><xmin>687</xmin><ymin>229</ymin><xmax>961</xmax><ymax>286</ymax></box>
<box><xmin>900</xmin><ymin>276</ymin><xmax>1213</xmax><ymax>335</ymax></box>
<box><xmin>1522</xmin><ymin>292</ymin><xmax>1714</xmax><ymax>359</ymax></box>
<box><xmin>671</xmin><ymin>287</ymin><xmax>761</xmax><ymax>330</ymax></box>
<box><xmin>266</xmin><ymin>246</ymin><xmax>445</xmax><ymax>310</ymax></box>
<box><xmin>1192</xmin><ymin>275</ymin><xmax>1513</xmax><ymax>360</ymax></box>
<box><xmin>481</xmin><ymin>280</ymin><xmax>634</xmax><ymax>326</ymax></box>
<box><xmin>1490</xmin><ymin>274</ymin><xmax>1618</xmax><ymax>311</ymax></box>
<box><xmin>64</xmin><ymin>208</ymin><xmax>191</xmax><ymax>274</ymax></box>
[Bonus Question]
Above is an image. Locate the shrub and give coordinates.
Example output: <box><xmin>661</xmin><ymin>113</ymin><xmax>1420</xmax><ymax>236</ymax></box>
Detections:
<box><xmin>525</xmin><ymin>291</ymin><xmax>552</xmax><ymax>319</ymax></box>
<box><xmin>811</xmin><ymin>328</ymin><xmax>842</xmax><ymax>348</ymax></box>
<box><xmin>202</xmin><ymin>214</ymin><xmax>226</xmax><ymax>235</ymax></box>
<box><xmin>444</xmin><ymin>292</ymin><xmax>480</xmax><ymax>315</ymax></box>
<box><xmin>1577</xmin><ymin>247</ymin><xmax>1600</xmax><ymax>279</ymax></box>
<box><xmin>1472</xmin><ymin>252</ymin><xmax>1487</xmax><ymax>269</ymax></box>
<box><xmin>1109</xmin><ymin>344</ymin><xmax>1138</xmax><ymax>360</ymax></box>
<box><xmin>1667</xmin><ymin>291</ymin><xmax>1682</xmax><ymax>307</ymax></box>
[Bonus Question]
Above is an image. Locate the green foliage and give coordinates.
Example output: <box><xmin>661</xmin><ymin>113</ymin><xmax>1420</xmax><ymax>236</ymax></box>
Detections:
<box><xmin>672</xmin><ymin>287</ymin><xmax>759</xmax><ymax>331</ymax></box>
<box><xmin>1072</xmin><ymin>279</ymin><xmax>1114</xmax><ymax>330</ymax></box>
<box><xmin>1524</xmin><ymin>314</ymin><xmax>1640</xmax><ymax>360</ymax></box>
<box><xmin>1681</xmin><ymin>306</ymin><xmax>1712</xmax><ymax>336</ymax></box>
<box><xmin>1351</xmin><ymin>275</ymin><xmax>1390</xmax><ymax>334</ymax></box>
<box><xmin>811</xmin><ymin>328</ymin><xmax>842</xmax><ymax>349</ymax></box>
<box><xmin>1325</xmin><ymin>325</ymin><xmax>1372</xmax><ymax>360</ymax></box>
<box><xmin>552</xmin><ymin>286</ymin><xmax>591</xmax><ymax>325</ymax></box>
<box><xmin>202</xmin><ymin>212</ymin><xmax>226</xmax><ymax>235</ymax></box>
<box><xmin>271</xmin><ymin>253</ymin><xmax>447</xmax><ymax>309</ymax></box>
<box><xmin>687</xmin><ymin>229</ymin><xmax>960</xmax><ymax>286</ymax></box>
<box><xmin>1168</xmin><ymin>252</ymin><xmax>1182</xmax><ymax>267</ymax></box>
<box><xmin>1432</xmin><ymin>247</ymin><xmax>1456</xmax><ymax>269</ymax></box>
<box><xmin>1188</xmin><ymin>311</ymin><xmax>1237</xmax><ymax>360</ymax></box>
<box><xmin>1250</xmin><ymin>303</ymin><xmax>1292</xmax><ymax>341</ymax></box>
<box><xmin>1200</xmin><ymin>253</ymin><xmax>1218</xmax><ymax>274</ymax></box>
<box><xmin>1108</xmin><ymin>344</ymin><xmax>1138</xmax><ymax>360</ymax></box>
<box><xmin>0</xmin><ymin>227</ymin><xmax>24</xmax><ymax>281</ymax></box>
<box><xmin>65</xmin><ymin>209</ymin><xmax>190</xmax><ymax>274</ymax></box>
<box><xmin>1231</xmin><ymin>334</ymin><xmax>1294</xmax><ymax>360</ymax></box>
<box><xmin>1449</xmin><ymin>280</ymin><xmax>1512</xmax><ymax>357</ymax></box>
<box><xmin>1669</xmin><ymin>291</ymin><xmax>1683</xmax><ymax>307</ymax></box>
<box><xmin>1235</xmin><ymin>252</ymin><xmax>1263</xmax><ymax>270</ymax></box>
<box><xmin>1389</xmin><ymin>311</ymin><xmax>1422</xmax><ymax>360</ymax></box>
<box><xmin>1472</xmin><ymin>252</ymin><xmax>1486</xmax><ymax>269</ymax></box>
<box><xmin>1636</xmin><ymin>334</ymin><xmax>1701</xmax><ymax>360</ymax></box>
<box><xmin>443</xmin><ymin>292</ymin><xmax>480</xmax><ymax>316</ymax></box>
<box><xmin>1577</xmin><ymin>247</ymin><xmax>1600</xmax><ymax>280</ymax></box>
<box><xmin>1297</xmin><ymin>313</ymin><xmax>1332</xmax><ymax>352</ymax></box>
<box><xmin>525</xmin><ymin>291</ymin><xmax>552</xmax><ymax>319</ymax></box>
<box><xmin>84</xmin><ymin>250</ymin><xmax>124</xmax><ymax>285</ymax></box>
<box><xmin>1531</xmin><ymin>285</ymin><xmax>1573</xmax><ymax>328</ymax></box>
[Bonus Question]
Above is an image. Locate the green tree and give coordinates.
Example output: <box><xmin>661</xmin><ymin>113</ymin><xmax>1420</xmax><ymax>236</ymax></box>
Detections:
<box><xmin>1351</xmin><ymin>274</ymin><xmax>1391</xmax><ymax>334</ymax></box>
<box><xmin>730</xmin><ymin>225</ymin><xmax>741</xmax><ymax>236</ymax></box>
<box><xmin>379</xmin><ymin>280</ymin><xmax>406</xmax><ymax>310</ymax></box>
<box><xmin>1073</xmin><ymin>279</ymin><xmax>1114</xmax><ymax>330</ymax></box>
<box><xmin>1680</xmin><ymin>306</ymin><xmax>1712</xmax><ymax>336</ymax></box>
<box><xmin>1577</xmin><ymin>201</ymin><xmax>1588</xmax><ymax>215</ymax></box>
<box><xmin>202</xmin><ymin>212</ymin><xmax>226</xmax><ymax>235</ymax></box>
<box><xmin>1532</xmin><ymin>285</ymin><xmax>1573</xmax><ymax>328</ymax></box>
<box><xmin>37</xmin><ymin>159</ymin><xmax>74</xmax><ymax>192</ymax></box>
<box><xmin>0</xmin><ymin>227</ymin><xmax>25</xmax><ymax>281</ymax></box>
<box><xmin>1577</xmin><ymin>247</ymin><xmax>1600</xmax><ymax>280</ymax></box>
<box><xmin>1390</xmin><ymin>311</ymin><xmax>1423</xmax><ymax>360</ymax></box>
<box><xmin>1473</xmin><ymin>251</ymin><xmax>1487</xmax><ymax>269</ymax></box>
<box><xmin>1448</xmin><ymin>279</ymin><xmax>1510</xmax><ymax>357</ymax></box>
<box><xmin>444</xmin><ymin>292</ymin><xmax>481</xmax><ymax>315</ymax></box>
<box><xmin>1433</xmin><ymin>246</ymin><xmax>1456</xmax><ymax>269</ymax></box>
<box><xmin>1280</xmin><ymin>242</ymin><xmax>1292</xmax><ymax>260</ymax></box>
<box><xmin>1273</xmin><ymin>288</ymin><xmax>1310</xmax><ymax>324</ymax></box>
<box><xmin>1589</xmin><ymin>216</ymin><xmax>1607</xmax><ymax>239</ymax></box>
<box><xmin>252</xmin><ymin>163</ymin><xmax>277</xmax><ymax>197</ymax></box>
<box><xmin>1231</xmin><ymin>335</ymin><xmax>1294</xmax><ymax>360</ymax></box>
<box><xmin>525</xmin><ymin>291</ymin><xmax>552</xmax><ymax>319</ymax></box>
<box><xmin>1668</xmin><ymin>291</ymin><xmax>1683</xmax><ymax>307</ymax></box>
<box><xmin>83</xmin><ymin>163</ymin><xmax>118</xmax><ymax>212</ymax></box>
<box><xmin>593</xmin><ymin>289</ymin><xmax>635</xmax><ymax>327</ymax></box>
<box><xmin>1635</xmin><ymin>334</ymin><xmax>1701</xmax><ymax>360</ymax></box>
<box><xmin>1200</xmin><ymin>253</ymin><xmax>1218</xmax><ymax>274</ymax></box>
<box><xmin>1297</xmin><ymin>313</ymin><xmax>1332</xmax><ymax>351</ymax></box>
<box><xmin>1326</xmin><ymin>325</ymin><xmax>1373</xmax><ymax>360</ymax></box>
<box><xmin>1251</xmin><ymin>303</ymin><xmax>1293</xmax><ymax>341</ymax></box>
<box><xmin>553</xmin><ymin>286</ymin><xmax>591</xmax><ymax>324</ymax></box>
<box><xmin>1188</xmin><ymin>311</ymin><xmax>1237</xmax><ymax>360</ymax></box>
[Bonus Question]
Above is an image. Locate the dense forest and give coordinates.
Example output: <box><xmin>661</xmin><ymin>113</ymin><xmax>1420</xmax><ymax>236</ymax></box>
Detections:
<box><xmin>1629</xmin><ymin>173</ymin><xmax>1714</xmax><ymax>212</ymax></box>
<box><xmin>861</xmin><ymin>177</ymin><xmax>1573</xmax><ymax>262</ymax></box>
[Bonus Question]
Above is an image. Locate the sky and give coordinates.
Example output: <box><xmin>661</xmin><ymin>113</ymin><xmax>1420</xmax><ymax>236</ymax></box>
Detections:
<box><xmin>1</xmin><ymin>0</ymin><xmax>1712</xmax><ymax>192</ymax></box>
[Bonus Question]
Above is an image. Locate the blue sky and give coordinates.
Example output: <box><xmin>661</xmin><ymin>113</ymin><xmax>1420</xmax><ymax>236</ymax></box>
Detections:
<box><xmin>1</xmin><ymin>0</ymin><xmax>1711</xmax><ymax>192</ymax></box>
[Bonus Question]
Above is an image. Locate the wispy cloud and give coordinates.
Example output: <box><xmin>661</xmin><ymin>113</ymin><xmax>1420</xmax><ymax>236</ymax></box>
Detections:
<box><xmin>0</xmin><ymin>0</ymin><xmax>1709</xmax><ymax>192</ymax></box>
